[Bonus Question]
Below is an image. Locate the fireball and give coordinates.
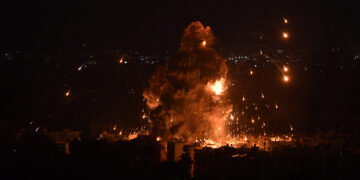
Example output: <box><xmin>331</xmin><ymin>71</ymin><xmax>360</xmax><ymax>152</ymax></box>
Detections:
<box><xmin>208</xmin><ymin>78</ymin><xmax>226</xmax><ymax>95</ymax></box>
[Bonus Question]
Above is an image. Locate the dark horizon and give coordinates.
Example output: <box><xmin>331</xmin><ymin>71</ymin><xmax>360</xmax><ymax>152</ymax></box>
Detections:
<box><xmin>3</xmin><ymin>0</ymin><xmax>360</xmax><ymax>53</ymax></box>
<box><xmin>1</xmin><ymin>1</ymin><xmax>360</xmax><ymax>179</ymax></box>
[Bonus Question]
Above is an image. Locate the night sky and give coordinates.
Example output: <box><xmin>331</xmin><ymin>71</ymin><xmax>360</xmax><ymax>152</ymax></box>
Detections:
<box><xmin>3</xmin><ymin>0</ymin><xmax>360</xmax><ymax>53</ymax></box>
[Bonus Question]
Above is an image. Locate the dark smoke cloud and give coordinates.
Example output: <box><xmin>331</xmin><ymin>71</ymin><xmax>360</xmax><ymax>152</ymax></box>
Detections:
<box><xmin>144</xmin><ymin>21</ymin><xmax>232</xmax><ymax>143</ymax></box>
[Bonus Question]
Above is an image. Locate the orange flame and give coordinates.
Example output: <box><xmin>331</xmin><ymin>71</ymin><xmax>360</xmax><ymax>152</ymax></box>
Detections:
<box><xmin>208</xmin><ymin>78</ymin><xmax>226</xmax><ymax>95</ymax></box>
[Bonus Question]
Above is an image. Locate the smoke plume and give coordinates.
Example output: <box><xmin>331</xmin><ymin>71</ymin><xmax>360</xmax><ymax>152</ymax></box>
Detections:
<box><xmin>143</xmin><ymin>21</ymin><xmax>232</xmax><ymax>143</ymax></box>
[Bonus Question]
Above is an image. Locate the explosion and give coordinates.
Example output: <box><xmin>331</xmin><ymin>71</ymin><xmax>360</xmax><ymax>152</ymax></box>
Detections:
<box><xmin>143</xmin><ymin>21</ymin><xmax>232</xmax><ymax>144</ymax></box>
<box><xmin>208</xmin><ymin>78</ymin><xmax>226</xmax><ymax>95</ymax></box>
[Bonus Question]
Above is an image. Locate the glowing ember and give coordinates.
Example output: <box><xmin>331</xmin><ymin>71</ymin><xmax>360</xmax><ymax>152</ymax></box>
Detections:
<box><xmin>283</xmin><ymin>66</ymin><xmax>288</xmax><ymax>72</ymax></box>
<box><xmin>119</xmin><ymin>57</ymin><xmax>124</xmax><ymax>64</ymax></box>
<box><xmin>65</xmin><ymin>90</ymin><xmax>70</xmax><ymax>97</ymax></box>
<box><xmin>209</xmin><ymin>78</ymin><xmax>226</xmax><ymax>95</ymax></box>
<box><xmin>230</xmin><ymin>114</ymin><xmax>234</xmax><ymax>120</ymax></box>
<box><xmin>250</xmin><ymin>69</ymin><xmax>254</xmax><ymax>75</ymax></box>
<box><xmin>283</xmin><ymin>17</ymin><xmax>288</xmax><ymax>24</ymax></box>
<box><xmin>156</xmin><ymin>136</ymin><xmax>161</xmax><ymax>142</ymax></box>
<box><xmin>282</xmin><ymin>32</ymin><xmax>289</xmax><ymax>39</ymax></box>
<box><xmin>202</xmin><ymin>40</ymin><xmax>207</xmax><ymax>47</ymax></box>
<box><xmin>128</xmin><ymin>133</ymin><xmax>138</xmax><ymax>140</ymax></box>
<box><xmin>283</xmin><ymin>75</ymin><xmax>289</xmax><ymax>82</ymax></box>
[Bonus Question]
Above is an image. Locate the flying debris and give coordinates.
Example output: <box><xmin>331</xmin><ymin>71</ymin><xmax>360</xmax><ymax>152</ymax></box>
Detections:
<box><xmin>65</xmin><ymin>90</ymin><xmax>71</xmax><ymax>97</ymax></box>
<box><xmin>283</xmin><ymin>66</ymin><xmax>289</xmax><ymax>72</ymax></box>
<box><xmin>283</xmin><ymin>17</ymin><xmax>288</xmax><ymax>24</ymax></box>
<box><xmin>119</xmin><ymin>57</ymin><xmax>124</xmax><ymax>64</ymax></box>
<box><xmin>283</xmin><ymin>75</ymin><xmax>289</xmax><ymax>82</ymax></box>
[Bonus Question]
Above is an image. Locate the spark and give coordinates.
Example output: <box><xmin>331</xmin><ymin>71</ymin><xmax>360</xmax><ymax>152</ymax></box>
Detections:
<box><xmin>230</xmin><ymin>114</ymin><xmax>234</xmax><ymax>120</ymax></box>
<box><xmin>119</xmin><ymin>57</ymin><xmax>124</xmax><ymax>64</ymax></box>
<box><xmin>282</xmin><ymin>32</ymin><xmax>289</xmax><ymax>39</ymax></box>
<box><xmin>283</xmin><ymin>17</ymin><xmax>288</xmax><ymax>24</ymax></box>
<box><xmin>113</xmin><ymin>125</ymin><xmax>117</xmax><ymax>131</ymax></box>
<box><xmin>283</xmin><ymin>65</ymin><xmax>289</xmax><ymax>72</ymax></box>
<box><xmin>65</xmin><ymin>90</ymin><xmax>71</xmax><ymax>97</ymax></box>
<box><xmin>119</xmin><ymin>129</ymin><xmax>123</xmax><ymax>136</ymax></box>
<box><xmin>261</xmin><ymin>92</ymin><xmax>265</xmax><ymax>99</ymax></box>
<box><xmin>283</xmin><ymin>75</ymin><xmax>289</xmax><ymax>82</ymax></box>
<box><xmin>209</xmin><ymin>78</ymin><xmax>225</xmax><ymax>95</ymax></box>
<box><xmin>202</xmin><ymin>40</ymin><xmax>207</xmax><ymax>47</ymax></box>
<box><xmin>259</xmin><ymin>49</ymin><xmax>263</xmax><ymax>55</ymax></box>
<box><xmin>242</xmin><ymin>96</ymin><xmax>246</xmax><ymax>101</ymax></box>
<box><xmin>275</xmin><ymin>104</ymin><xmax>279</xmax><ymax>109</ymax></box>
<box><xmin>156</xmin><ymin>136</ymin><xmax>161</xmax><ymax>142</ymax></box>
<box><xmin>142</xmin><ymin>114</ymin><xmax>147</xmax><ymax>119</ymax></box>
<box><xmin>250</xmin><ymin>69</ymin><xmax>254</xmax><ymax>75</ymax></box>
<box><xmin>290</xmin><ymin>124</ymin><xmax>294</xmax><ymax>131</ymax></box>
<box><xmin>35</xmin><ymin>127</ymin><xmax>40</xmax><ymax>132</ymax></box>
<box><xmin>251</xmin><ymin>118</ymin><xmax>255</xmax><ymax>123</ymax></box>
